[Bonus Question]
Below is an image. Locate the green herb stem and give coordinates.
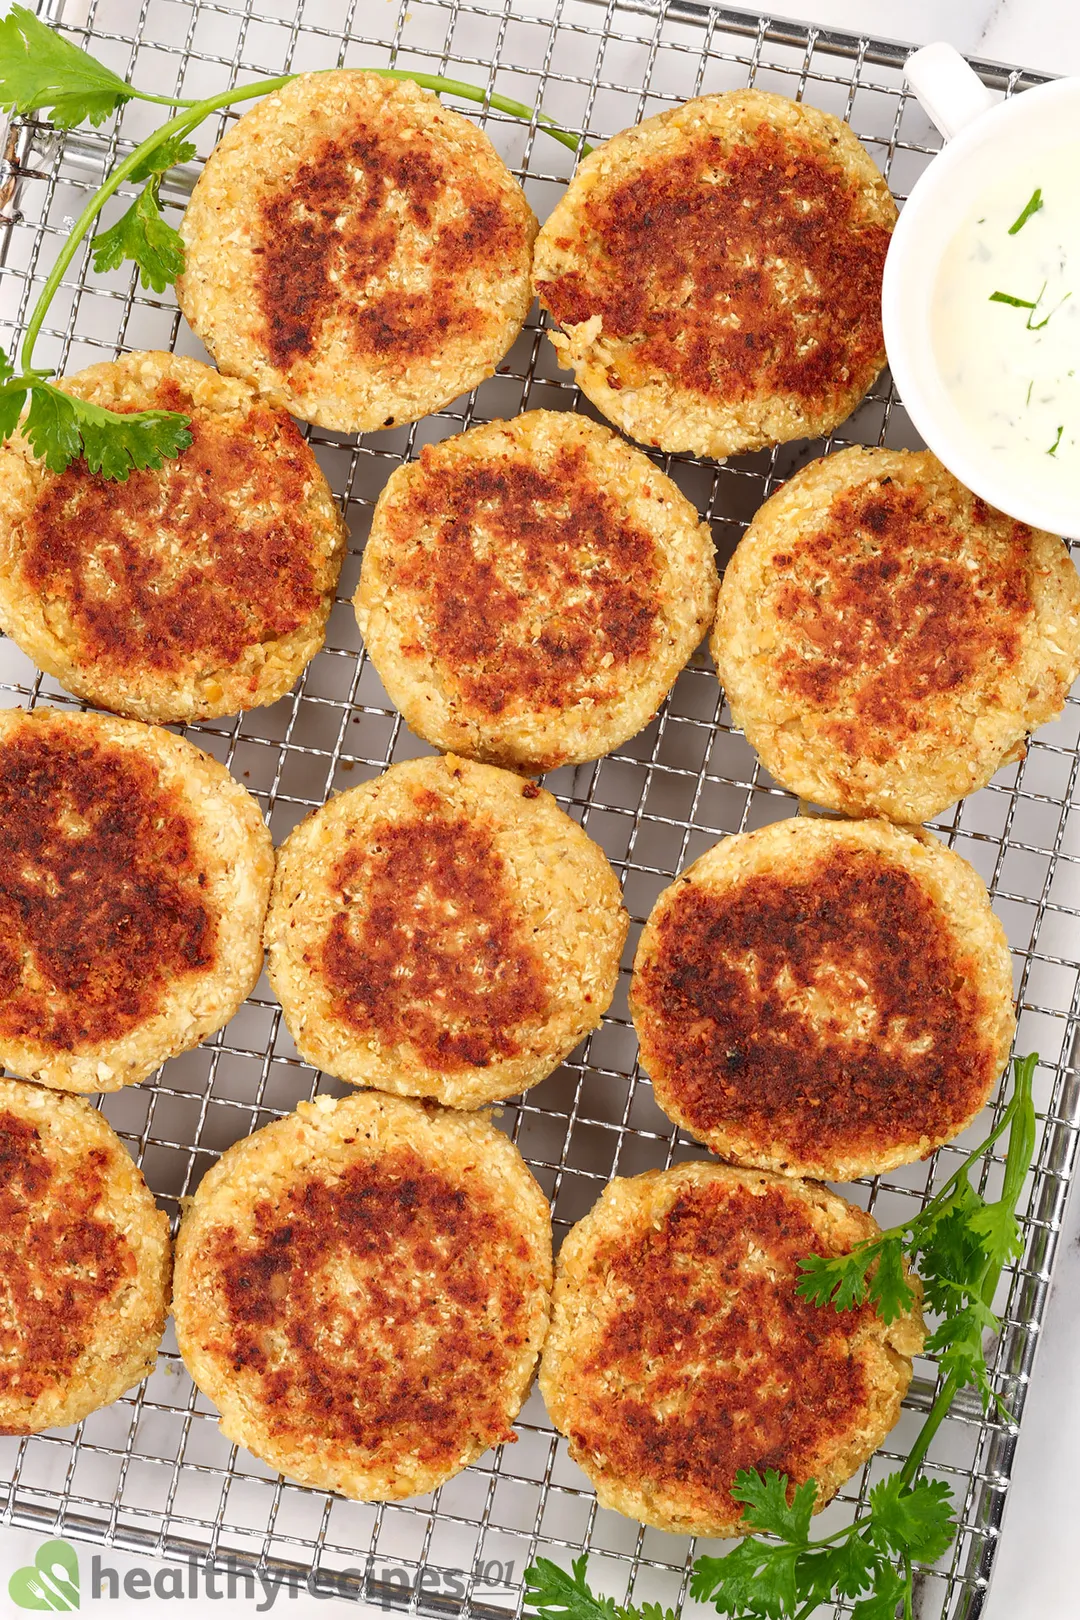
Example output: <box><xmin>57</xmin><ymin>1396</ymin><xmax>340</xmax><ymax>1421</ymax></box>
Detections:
<box><xmin>1008</xmin><ymin>187</ymin><xmax>1043</xmax><ymax>235</ymax></box>
<box><xmin>368</xmin><ymin>68</ymin><xmax>592</xmax><ymax>155</ymax></box>
<box><xmin>19</xmin><ymin>66</ymin><xmax>589</xmax><ymax>375</ymax></box>
<box><xmin>899</xmin><ymin>1055</ymin><xmax>1035</xmax><ymax>1488</ymax></box>
<box><xmin>19</xmin><ymin>76</ymin><xmax>294</xmax><ymax>372</ymax></box>
<box><xmin>865</xmin><ymin>1078</ymin><xmax>1025</xmax><ymax>1255</ymax></box>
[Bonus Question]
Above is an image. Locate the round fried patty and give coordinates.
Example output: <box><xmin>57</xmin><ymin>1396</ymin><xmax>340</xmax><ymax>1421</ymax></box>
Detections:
<box><xmin>173</xmin><ymin>1091</ymin><xmax>552</xmax><ymax>1499</ymax></box>
<box><xmin>0</xmin><ymin>1079</ymin><xmax>170</xmax><ymax>1434</ymax></box>
<box><xmin>355</xmin><ymin>411</ymin><xmax>717</xmax><ymax>771</ymax></box>
<box><xmin>265</xmin><ymin>754</ymin><xmax>627</xmax><ymax>1108</ymax></box>
<box><xmin>539</xmin><ymin>1162</ymin><xmax>923</xmax><ymax>1535</ymax></box>
<box><xmin>630</xmin><ymin>816</ymin><xmax>1015</xmax><ymax>1181</ymax></box>
<box><xmin>0</xmin><ymin>351</ymin><xmax>346</xmax><ymax>724</ymax></box>
<box><xmin>534</xmin><ymin>90</ymin><xmax>896</xmax><ymax>457</ymax></box>
<box><xmin>0</xmin><ymin>707</ymin><xmax>273</xmax><ymax>1092</ymax></box>
<box><xmin>178</xmin><ymin>71</ymin><xmax>537</xmax><ymax>432</ymax></box>
<box><xmin>713</xmin><ymin>447</ymin><xmax>1080</xmax><ymax>822</ymax></box>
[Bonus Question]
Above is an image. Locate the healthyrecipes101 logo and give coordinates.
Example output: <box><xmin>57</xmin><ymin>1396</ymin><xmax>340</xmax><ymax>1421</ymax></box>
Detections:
<box><xmin>8</xmin><ymin>1537</ymin><xmax>518</xmax><ymax>1611</ymax></box>
<box><xmin>10</xmin><ymin>1540</ymin><xmax>80</xmax><ymax>1610</ymax></box>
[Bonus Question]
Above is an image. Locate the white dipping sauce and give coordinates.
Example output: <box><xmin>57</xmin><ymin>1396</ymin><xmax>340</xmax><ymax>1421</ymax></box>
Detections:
<box><xmin>932</xmin><ymin>144</ymin><xmax>1080</xmax><ymax>501</ymax></box>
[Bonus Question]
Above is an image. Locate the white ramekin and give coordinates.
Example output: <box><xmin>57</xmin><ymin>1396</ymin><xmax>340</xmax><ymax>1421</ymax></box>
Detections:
<box><xmin>881</xmin><ymin>43</ymin><xmax>1080</xmax><ymax>537</ymax></box>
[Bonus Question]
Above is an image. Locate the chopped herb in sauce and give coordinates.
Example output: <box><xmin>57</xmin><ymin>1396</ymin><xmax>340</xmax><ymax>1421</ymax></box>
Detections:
<box><xmin>1029</xmin><ymin>291</ymin><xmax>1072</xmax><ymax>330</ymax></box>
<box><xmin>1008</xmin><ymin>187</ymin><xmax>1044</xmax><ymax>234</ymax></box>
<box><xmin>989</xmin><ymin>284</ymin><xmax>1072</xmax><ymax>330</ymax></box>
<box><xmin>1026</xmin><ymin>380</ymin><xmax>1034</xmax><ymax>405</ymax></box>
<box><xmin>1047</xmin><ymin>425</ymin><xmax>1064</xmax><ymax>456</ymax></box>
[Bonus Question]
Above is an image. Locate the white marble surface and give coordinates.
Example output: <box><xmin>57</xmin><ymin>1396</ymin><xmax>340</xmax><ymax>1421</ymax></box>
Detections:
<box><xmin>1</xmin><ymin>3</ymin><xmax>1078</xmax><ymax>1618</ymax></box>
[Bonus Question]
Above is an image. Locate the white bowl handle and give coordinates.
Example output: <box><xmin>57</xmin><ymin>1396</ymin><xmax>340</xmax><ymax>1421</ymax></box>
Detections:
<box><xmin>905</xmin><ymin>42</ymin><xmax>997</xmax><ymax>140</ymax></box>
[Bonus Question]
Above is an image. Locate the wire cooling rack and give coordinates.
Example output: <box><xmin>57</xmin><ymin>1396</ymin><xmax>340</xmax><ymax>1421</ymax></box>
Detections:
<box><xmin>0</xmin><ymin>2</ymin><xmax>1077</xmax><ymax>1617</ymax></box>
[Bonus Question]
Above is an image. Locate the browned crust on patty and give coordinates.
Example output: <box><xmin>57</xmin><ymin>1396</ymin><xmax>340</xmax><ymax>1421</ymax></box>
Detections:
<box><xmin>356</xmin><ymin>412</ymin><xmax>717</xmax><ymax>771</ymax></box>
<box><xmin>534</xmin><ymin>91</ymin><xmax>896</xmax><ymax>457</ymax></box>
<box><xmin>173</xmin><ymin>1093</ymin><xmax>552</xmax><ymax>1499</ymax></box>
<box><xmin>380</xmin><ymin>442</ymin><xmax>661</xmax><ymax>715</ymax></box>
<box><xmin>322</xmin><ymin>792</ymin><xmax>550</xmax><ymax>1071</ymax></box>
<box><xmin>0</xmin><ymin>717</ymin><xmax>216</xmax><ymax>1052</ymax></box>
<box><xmin>539</xmin><ymin>1163</ymin><xmax>923</xmax><ymax>1536</ymax></box>
<box><xmin>0</xmin><ymin>707</ymin><xmax>273</xmax><ymax>1093</ymax></box>
<box><xmin>265</xmin><ymin>755</ymin><xmax>628</xmax><ymax>1109</ymax></box>
<box><xmin>629</xmin><ymin>818</ymin><xmax>1015</xmax><ymax>1181</ymax></box>
<box><xmin>258</xmin><ymin>118</ymin><xmax>522</xmax><ymax>376</ymax></box>
<box><xmin>0</xmin><ymin>1112</ymin><xmax>127</xmax><ymax>1426</ymax></box>
<box><xmin>177</xmin><ymin>73</ymin><xmax>537</xmax><ymax>433</ymax></box>
<box><xmin>712</xmin><ymin>447</ymin><xmax>1080</xmax><ymax>822</ymax></box>
<box><xmin>0</xmin><ymin>1080</ymin><xmax>170</xmax><ymax>1434</ymax></box>
<box><xmin>0</xmin><ymin>352</ymin><xmax>346</xmax><ymax>724</ymax></box>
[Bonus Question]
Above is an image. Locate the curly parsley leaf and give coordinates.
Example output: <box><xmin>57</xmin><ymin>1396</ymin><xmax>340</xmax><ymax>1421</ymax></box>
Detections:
<box><xmin>20</xmin><ymin>381</ymin><xmax>192</xmax><ymax>480</ymax></box>
<box><xmin>92</xmin><ymin>180</ymin><xmax>186</xmax><ymax>293</ymax></box>
<box><xmin>0</xmin><ymin>5</ymin><xmax>133</xmax><ymax>128</ymax></box>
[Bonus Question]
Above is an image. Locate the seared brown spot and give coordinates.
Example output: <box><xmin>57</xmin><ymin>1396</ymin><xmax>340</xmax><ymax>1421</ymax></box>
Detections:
<box><xmin>257</xmin><ymin>122</ymin><xmax>525</xmax><ymax>374</ymax></box>
<box><xmin>386</xmin><ymin>445</ymin><xmax>662</xmax><ymax>717</ymax></box>
<box><xmin>0</xmin><ymin>1113</ymin><xmax>132</xmax><ymax>1422</ymax></box>
<box><xmin>0</xmin><ymin>723</ymin><xmax>216</xmax><ymax>1050</ymax></box>
<box><xmin>208</xmin><ymin>1148</ymin><xmax>534</xmax><ymax>1467</ymax></box>
<box><xmin>770</xmin><ymin>482</ymin><xmax>1032</xmax><ymax>763</ymax></box>
<box><xmin>572</xmin><ymin>1180</ymin><xmax>874</xmax><ymax>1516</ymax></box>
<box><xmin>635</xmin><ymin>846</ymin><xmax>998</xmax><ymax>1166</ymax></box>
<box><xmin>321</xmin><ymin>806</ymin><xmax>549</xmax><ymax>1069</ymax></box>
<box><xmin>540</xmin><ymin>125</ymin><xmax>890</xmax><ymax>413</ymax></box>
<box><xmin>22</xmin><ymin>381</ymin><xmax>326</xmax><ymax>684</ymax></box>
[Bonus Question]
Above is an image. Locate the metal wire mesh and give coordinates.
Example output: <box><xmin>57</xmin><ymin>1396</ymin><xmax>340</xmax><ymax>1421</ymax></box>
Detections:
<box><xmin>0</xmin><ymin>1</ymin><xmax>1076</xmax><ymax>1616</ymax></box>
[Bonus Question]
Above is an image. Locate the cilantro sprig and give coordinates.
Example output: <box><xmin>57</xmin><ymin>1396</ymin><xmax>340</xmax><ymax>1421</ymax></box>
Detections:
<box><xmin>797</xmin><ymin>1052</ymin><xmax>1036</xmax><ymax>1414</ymax></box>
<box><xmin>525</xmin><ymin>1054</ymin><xmax>1038</xmax><ymax>1620</ymax></box>
<box><xmin>0</xmin><ymin>7</ymin><xmax>591</xmax><ymax>479</ymax></box>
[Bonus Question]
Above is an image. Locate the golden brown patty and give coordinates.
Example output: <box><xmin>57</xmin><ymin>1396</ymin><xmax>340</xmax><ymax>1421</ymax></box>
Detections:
<box><xmin>533</xmin><ymin>90</ymin><xmax>896</xmax><ymax>458</ymax></box>
<box><xmin>265</xmin><ymin>754</ymin><xmax>627</xmax><ymax>1108</ymax></box>
<box><xmin>0</xmin><ymin>352</ymin><xmax>347</xmax><ymax>724</ymax></box>
<box><xmin>0</xmin><ymin>707</ymin><xmax>273</xmax><ymax>1092</ymax></box>
<box><xmin>177</xmin><ymin>72</ymin><xmax>537</xmax><ymax>433</ymax></box>
<box><xmin>630</xmin><ymin>817</ymin><xmax>1015</xmax><ymax>1181</ymax></box>
<box><xmin>0</xmin><ymin>1079</ymin><xmax>170</xmax><ymax>1434</ymax></box>
<box><xmin>355</xmin><ymin>411</ymin><xmax>717</xmax><ymax>771</ymax></box>
<box><xmin>173</xmin><ymin>1091</ymin><xmax>552</xmax><ymax>1499</ymax></box>
<box><xmin>540</xmin><ymin>1162</ymin><xmax>923</xmax><ymax>1536</ymax></box>
<box><xmin>713</xmin><ymin>447</ymin><xmax>1080</xmax><ymax>823</ymax></box>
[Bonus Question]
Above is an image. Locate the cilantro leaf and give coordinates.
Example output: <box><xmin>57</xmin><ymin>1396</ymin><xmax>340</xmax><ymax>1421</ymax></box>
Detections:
<box><xmin>0</xmin><ymin>5</ymin><xmax>132</xmax><ymax>129</ymax></box>
<box><xmin>128</xmin><ymin>134</ymin><xmax>196</xmax><ymax>183</ymax></box>
<box><xmin>0</xmin><ymin>344</ymin><xmax>14</xmax><ymax>386</ymax></box>
<box><xmin>867</xmin><ymin>1475</ymin><xmax>955</xmax><ymax>1564</ymax></box>
<box><xmin>796</xmin><ymin>1246</ymin><xmax>874</xmax><ymax>1311</ymax></box>
<box><xmin>730</xmin><ymin>1468</ymin><xmax>816</xmax><ymax>1543</ymax></box>
<box><xmin>22</xmin><ymin>384</ymin><xmax>81</xmax><ymax>471</ymax></box>
<box><xmin>797</xmin><ymin>1235</ymin><xmax>913</xmax><ymax>1322</ymax></box>
<box><xmin>808</xmin><ymin>1534</ymin><xmax>880</xmax><ymax>1601</ymax></box>
<box><xmin>22</xmin><ymin>381</ymin><xmax>191</xmax><ymax>480</ymax></box>
<box><xmin>524</xmin><ymin>1557</ymin><xmax>623</xmax><ymax>1620</ymax></box>
<box><xmin>850</xmin><ymin>1565</ymin><xmax>908</xmax><ymax>1620</ymax></box>
<box><xmin>867</xmin><ymin>1238</ymin><xmax>915</xmax><ymax>1325</ymax></box>
<box><xmin>967</xmin><ymin>1197</ymin><xmax>1023</xmax><ymax>1269</ymax></box>
<box><xmin>0</xmin><ymin>385</ymin><xmax>27</xmax><ymax>443</ymax></box>
<box><xmin>92</xmin><ymin>181</ymin><xmax>185</xmax><ymax>293</ymax></box>
<box><xmin>690</xmin><ymin>1538</ymin><xmax>800</xmax><ymax>1620</ymax></box>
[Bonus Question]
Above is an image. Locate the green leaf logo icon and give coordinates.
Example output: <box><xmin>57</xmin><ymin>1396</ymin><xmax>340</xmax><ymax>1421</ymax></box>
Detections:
<box><xmin>8</xmin><ymin>1540</ymin><xmax>80</xmax><ymax>1610</ymax></box>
